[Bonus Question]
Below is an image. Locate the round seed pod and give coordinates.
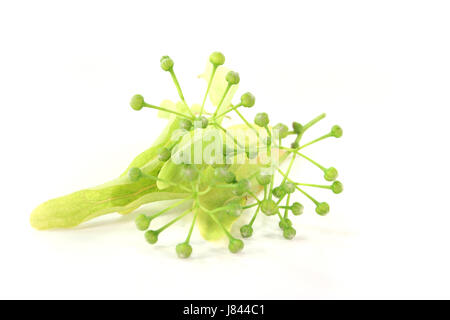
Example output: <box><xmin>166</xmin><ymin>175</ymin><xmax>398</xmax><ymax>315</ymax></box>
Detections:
<box><xmin>145</xmin><ymin>230</ymin><xmax>159</xmax><ymax>244</ymax></box>
<box><xmin>130</xmin><ymin>94</ymin><xmax>145</xmax><ymax>111</ymax></box>
<box><xmin>315</xmin><ymin>202</ymin><xmax>330</xmax><ymax>216</ymax></box>
<box><xmin>283</xmin><ymin>227</ymin><xmax>296</xmax><ymax>240</ymax></box>
<box><xmin>290</xmin><ymin>202</ymin><xmax>304</xmax><ymax>215</ymax></box>
<box><xmin>240</xmin><ymin>92</ymin><xmax>255</xmax><ymax>108</ymax></box>
<box><xmin>240</xmin><ymin>225</ymin><xmax>253</xmax><ymax>238</ymax></box>
<box><xmin>135</xmin><ymin>214</ymin><xmax>150</xmax><ymax>231</ymax></box>
<box><xmin>160</xmin><ymin>56</ymin><xmax>174</xmax><ymax>71</ymax></box>
<box><xmin>228</xmin><ymin>239</ymin><xmax>244</xmax><ymax>253</ymax></box>
<box><xmin>324</xmin><ymin>167</ymin><xmax>338</xmax><ymax>181</ymax></box>
<box><xmin>209</xmin><ymin>52</ymin><xmax>225</xmax><ymax>66</ymax></box>
<box><xmin>254</xmin><ymin>112</ymin><xmax>269</xmax><ymax>127</ymax></box>
<box><xmin>176</xmin><ymin>242</ymin><xmax>193</xmax><ymax>259</ymax></box>
<box><xmin>261</xmin><ymin>199</ymin><xmax>279</xmax><ymax>216</ymax></box>
<box><xmin>128</xmin><ymin>167</ymin><xmax>142</xmax><ymax>181</ymax></box>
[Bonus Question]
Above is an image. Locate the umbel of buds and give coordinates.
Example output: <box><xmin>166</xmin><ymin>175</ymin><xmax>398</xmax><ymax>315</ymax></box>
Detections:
<box><xmin>124</xmin><ymin>53</ymin><xmax>344</xmax><ymax>257</ymax></box>
<box><xmin>27</xmin><ymin>51</ymin><xmax>344</xmax><ymax>260</ymax></box>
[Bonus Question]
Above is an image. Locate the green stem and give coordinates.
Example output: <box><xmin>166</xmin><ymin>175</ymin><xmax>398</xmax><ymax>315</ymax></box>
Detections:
<box><xmin>157</xmin><ymin>208</ymin><xmax>192</xmax><ymax>233</ymax></box>
<box><xmin>199</xmin><ymin>65</ymin><xmax>218</xmax><ymax>116</ymax></box>
<box><xmin>198</xmin><ymin>202</ymin><xmax>229</xmax><ymax>215</ymax></box>
<box><xmin>214</xmin><ymin>123</ymin><xmax>245</xmax><ymax>150</ymax></box>
<box><xmin>294</xmin><ymin>113</ymin><xmax>327</xmax><ymax>146</ymax></box>
<box><xmin>277</xmin><ymin>168</ymin><xmax>319</xmax><ymax>205</ymax></box>
<box><xmin>284</xmin><ymin>193</ymin><xmax>291</xmax><ymax>219</ymax></box>
<box><xmin>249</xmin><ymin>204</ymin><xmax>261</xmax><ymax>226</ymax></box>
<box><xmin>282</xmin><ymin>153</ymin><xmax>297</xmax><ymax>184</ymax></box>
<box><xmin>215</xmin><ymin>103</ymin><xmax>241</xmax><ymax>120</ymax></box>
<box><xmin>169</xmin><ymin>69</ymin><xmax>195</xmax><ymax>117</ymax></box>
<box><xmin>276</xmin><ymin>211</ymin><xmax>283</xmax><ymax>220</ymax></box>
<box><xmin>185</xmin><ymin>211</ymin><xmax>198</xmax><ymax>243</ymax></box>
<box><xmin>295</xmin><ymin>185</ymin><xmax>319</xmax><ymax>206</ymax></box>
<box><xmin>198</xmin><ymin>186</ymin><xmax>212</xmax><ymax>195</ymax></box>
<box><xmin>150</xmin><ymin>198</ymin><xmax>192</xmax><ymax>221</ymax></box>
<box><xmin>299</xmin><ymin>133</ymin><xmax>332</xmax><ymax>150</ymax></box>
<box><xmin>268</xmin><ymin>168</ymin><xmax>275</xmax><ymax>200</ymax></box>
<box><xmin>294</xmin><ymin>152</ymin><xmax>326</xmax><ymax>171</ymax></box>
<box><xmin>303</xmin><ymin>113</ymin><xmax>326</xmax><ymax>132</ymax></box>
<box><xmin>212</xmin><ymin>83</ymin><xmax>232</xmax><ymax>118</ymax></box>
<box><xmin>235</xmin><ymin>109</ymin><xmax>260</xmax><ymax>137</ymax></box>
<box><xmin>243</xmin><ymin>202</ymin><xmax>259</xmax><ymax>210</ymax></box>
<box><xmin>265</xmin><ymin>126</ymin><xmax>272</xmax><ymax>157</ymax></box>
<box><xmin>143</xmin><ymin>103</ymin><xmax>193</xmax><ymax>120</ymax></box>
<box><xmin>276</xmin><ymin>194</ymin><xmax>286</xmax><ymax>205</ymax></box>
<box><xmin>296</xmin><ymin>182</ymin><xmax>331</xmax><ymax>189</ymax></box>
<box><xmin>202</xmin><ymin>205</ymin><xmax>234</xmax><ymax>240</ymax></box>
<box><xmin>247</xmin><ymin>191</ymin><xmax>261</xmax><ymax>203</ymax></box>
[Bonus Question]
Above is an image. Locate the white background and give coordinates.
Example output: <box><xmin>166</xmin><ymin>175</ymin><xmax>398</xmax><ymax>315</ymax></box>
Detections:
<box><xmin>1</xmin><ymin>0</ymin><xmax>449</xmax><ymax>299</ymax></box>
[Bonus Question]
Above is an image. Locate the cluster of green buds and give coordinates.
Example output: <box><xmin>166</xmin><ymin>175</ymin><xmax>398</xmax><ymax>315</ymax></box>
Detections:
<box><xmin>128</xmin><ymin>52</ymin><xmax>343</xmax><ymax>258</ymax></box>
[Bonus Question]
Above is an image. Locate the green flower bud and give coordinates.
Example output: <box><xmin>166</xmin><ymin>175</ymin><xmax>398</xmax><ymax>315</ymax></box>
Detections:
<box><xmin>256</xmin><ymin>171</ymin><xmax>272</xmax><ymax>185</ymax></box>
<box><xmin>261</xmin><ymin>199</ymin><xmax>279</xmax><ymax>216</ymax></box>
<box><xmin>225</xmin><ymin>200</ymin><xmax>243</xmax><ymax>217</ymax></box>
<box><xmin>240</xmin><ymin>224</ymin><xmax>253</xmax><ymax>238</ymax></box>
<box><xmin>228</xmin><ymin>238</ymin><xmax>244</xmax><ymax>253</ymax></box>
<box><xmin>145</xmin><ymin>230</ymin><xmax>159</xmax><ymax>244</ymax></box>
<box><xmin>182</xmin><ymin>165</ymin><xmax>199</xmax><ymax>181</ymax></box>
<box><xmin>282</xmin><ymin>182</ymin><xmax>296</xmax><ymax>194</ymax></box>
<box><xmin>233</xmin><ymin>179</ymin><xmax>251</xmax><ymax>196</ymax></box>
<box><xmin>291</xmin><ymin>141</ymin><xmax>299</xmax><ymax>149</ymax></box>
<box><xmin>324</xmin><ymin>167</ymin><xmax>338</xmax><ymax>181</ymax></box>
<box><xmin>331</xmin><ymin>125</ymin><xmax>343</xmax><ymax>138</ymax></box>
<box><xmin>180</xmin><ymin>119</ymin><xmax>193</xmax><ymax>131</ymax></box>
<box><xmin>273</xmin><ymin>123</ymin><xmax>289</xmax><ymax>139</ymax></box>
<box><xmin>194</xmin><ymin>116</ymin><xmax>208</xmax><ymax>129</ymax></box>
<box><xmin>331</xmin><ymin>181</ymin><xmax>344</xmax><ymax>194</ymax></box>
<box><xmin>283</xmin><ymin>226</ymin><xmax>296</xmax><ymax>240</ymax></box>
<box><xmin>130</xmin><ymin>94</ymin><xmax>145</xmax><ymax>111</ymax></box>
<box><xmin>292</xmin><ymin>122</ymin><xmax>303</xmax><ymax>134</ymax></box>
<box><xmin>226</xmin><ymin>71</ymin><xmax>240</xmax><ymax>85</ymax></box>
<box><xmin>158</xmin><ymin>148</ymin><xmax>171</xmax><ymax>162</ymax></box>
<box><xmin>176</xmin><ymin>242</ymin><xmax>192</xmax><ymax>259</ymax></box>
<box><xmin>290</xmin><ymin>202</ymin><xmax>304</xmax><ymax>215</ymax></box>
<box><xmin>160</xmin><ymin>55</ymin><xmax>174</xmax><ymax>71</ymax></box>
<box><xmin>279</xmin><ymin>218</ymin><xmax>292</xmax><ymax>230</ymax></box>
<box><xmin>254</xmin><ymin>112</ymin><xmax>269</xmax><ymax>127</ymax></box>
<box><xmin>135</xmin><ymin>214</ymin><xmax>150</xmax><ymax>231</ymax></box>
<box><xmin>128</xmin><ymin>167</ymin><xmax>142</xmax><ymax>181</ymax></box>
<box><xmin>214</xmin><ymin>167</ymin><xmax>236</xmax><ymax>184</ymax></box>
<box><xmin>272</xmin><ymin>186</ymin><xmax>286</xmax><ymax>199</ymax></box>
<box><xmin>240</xmin><ymin>92</ymin><xmax>255</xmax><ymax>108</ymax></box>
<box><xmin>316</xmin><ymin>202</ymin><xmax>330</xmax><ymax>216</ymax></box>
<box><xmin>209</xmin><ymin>52</ymin><xmax>225</xmax><ymax>66</ymax></box>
